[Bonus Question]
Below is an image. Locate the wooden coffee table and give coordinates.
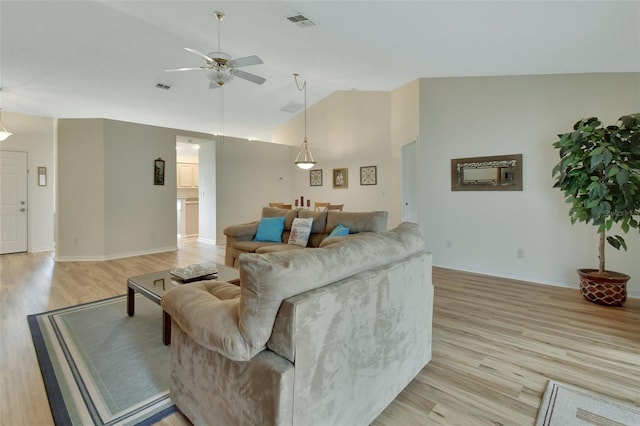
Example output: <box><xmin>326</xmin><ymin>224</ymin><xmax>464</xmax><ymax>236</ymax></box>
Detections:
<box><xmin>127</xmin><ymin>264</ymin><xmax>239</xmax><ymax>345</ymax></box>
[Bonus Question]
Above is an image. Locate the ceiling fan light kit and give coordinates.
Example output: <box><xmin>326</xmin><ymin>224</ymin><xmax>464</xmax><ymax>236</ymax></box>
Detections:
<box><xmin>164</xmin><ymin>11</ymin><xmax>266</xmax><ymax>89</ymax></box>
<box><xmin>294</xmin><ymin>73</ymin><xmax>317</xmax><ymax>170</ymax></box>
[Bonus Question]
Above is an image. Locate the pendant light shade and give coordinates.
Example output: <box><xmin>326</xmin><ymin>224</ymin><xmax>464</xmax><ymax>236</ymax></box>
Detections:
<box><xmin>295</xmin><ymin>137</ymin><xmax>316</xmax><ymax>169</ymax></box>
<box><xmin>293</xmin><ymin>74</ymin><xmax>316</xmax><ymax>169</ymax></box>
<box><xmin>0</xmin><ymin>109</ymin><xmax>12</xmax><ymax>142</ymax></box>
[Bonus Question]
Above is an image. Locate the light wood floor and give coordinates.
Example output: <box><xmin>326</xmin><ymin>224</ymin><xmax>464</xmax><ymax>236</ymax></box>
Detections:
<box><xmin>1</xmin><ymin>240</ymin><xmax>639</xmax><ymax>426</ymax></box>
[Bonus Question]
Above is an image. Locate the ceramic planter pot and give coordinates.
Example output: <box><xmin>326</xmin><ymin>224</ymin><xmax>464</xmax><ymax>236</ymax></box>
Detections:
<box><xmin>577</xmin><ymin>269</ymin><xmax>630</xmax><ymax>307</ymax></box>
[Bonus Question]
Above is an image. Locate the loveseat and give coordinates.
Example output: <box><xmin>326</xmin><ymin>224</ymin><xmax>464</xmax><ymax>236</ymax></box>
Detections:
<box><xmin>161</xmin><ymin>222</ymin><xmax>433</xmax><ymax>426</ymax></box>
<box><xmin>223</xmin><ymin>207</ymin><xmax>388</xmax><ymax>267</ymax></box>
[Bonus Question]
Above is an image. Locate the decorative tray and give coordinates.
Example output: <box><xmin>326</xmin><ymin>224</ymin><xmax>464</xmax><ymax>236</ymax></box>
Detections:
<box><xmin>170</xmin><ymin>262</ymin><xmax>218</xmax><ymax>282</ymax></box>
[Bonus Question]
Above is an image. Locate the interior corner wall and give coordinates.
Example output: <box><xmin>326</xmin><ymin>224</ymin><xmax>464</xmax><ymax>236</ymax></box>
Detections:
<box><xmin>0</xmin><ymin>111</ymin><xmax>55</xmax><ymax>252</ymax></box>
<box><xmin>417</xmin><ymin>73</ymin><xmax>640</xmax><ymax>297</ymax></box>
<box><xmin>57</xmin><ymin>118</ymin><xmax>216</xmax><ymax>260</ymax></box>
<box><xmin>273</xmin><ymin>91</ymin><xmax>393</xmax><ymax>218</ymax></box>
<box><xmin>215</xmin><ymin>137</ymin><xmax>294</xmax><ymax>243</ymax></box>
<box><xmin>390</xmin><ymin>80</ymin><xmax>420</xmax><ymax>228</ymax></box>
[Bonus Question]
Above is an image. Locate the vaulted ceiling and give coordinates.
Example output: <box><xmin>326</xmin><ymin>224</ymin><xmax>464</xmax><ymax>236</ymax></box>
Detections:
<box><xmin>2</xmin><ymin>1</ymin><xmax>638</xmax><ymax>142</ymax></box>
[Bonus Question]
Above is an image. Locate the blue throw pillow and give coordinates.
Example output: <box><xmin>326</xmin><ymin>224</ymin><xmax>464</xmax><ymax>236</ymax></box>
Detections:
<box><xmin>329</xmin><ymin>224</ymin><xmax>349</xmax><ymax>237</ymax></box>
<box><xmin>254</xmin><ymin>216</ymin><xmax>285</xmax><ymax>242</ymax></box>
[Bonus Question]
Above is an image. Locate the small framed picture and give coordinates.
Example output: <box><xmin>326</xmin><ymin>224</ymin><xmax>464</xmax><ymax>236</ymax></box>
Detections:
<box><xmin>360</xmin><ymin>166</ymin><xmax>377</xmax><ymax>185</ymax></box>
<box><xmin>310</xmin><ymin>169</ymin><xmax>323</xmax><ymax>186</ymax></box>
<box><xmin>154</xmin><ymin>158</ymin><xmax>165</xmax><ymax>186</ymax></box>
<box><xmin>333</xmin><ymin>168</ymin><xmax>348</xmax><ymax>189</ymax></box>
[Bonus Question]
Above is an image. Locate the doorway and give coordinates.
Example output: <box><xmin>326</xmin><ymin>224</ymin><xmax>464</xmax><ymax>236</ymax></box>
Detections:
<box><xmin>1</xmin><ymin>150</ymin><xmax>28</xmax><ymax>254</ymax></box>
<box><xmin>401</xmin><ymin>141</ymin><xmax>418</xmax><ymax>223</ymax></box>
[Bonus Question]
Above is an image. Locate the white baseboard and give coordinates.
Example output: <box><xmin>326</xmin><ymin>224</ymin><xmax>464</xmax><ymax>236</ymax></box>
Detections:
<box><xmin>55</xmin><ymin>246</ymin><xmax>178</xmax><ymax>262</ymax></box>
<box><xmin>433</xmin><ymin>261</ymin><xmax>639</xmax><ymax>300</ymax></box>
<box><xmin>30</xmin><ymin>246</ymin><xmax>55</xmax><ymax>253</ymax></box>
<box><xmin>197</xmin><ymin>237</ymin><xmax>217</xmax><ymax>245</ymax></box>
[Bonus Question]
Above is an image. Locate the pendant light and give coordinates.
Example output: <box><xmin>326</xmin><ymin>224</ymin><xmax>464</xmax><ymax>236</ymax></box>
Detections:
<box><xmin>0</xmin><ymin>111</ymin><xmax>12</xmax><ymax>142</ymax></box>
<box><xmin>293</xmin><ymin>73</ymin><xmax>316</xmax><ymax>169</ymax></box>
<box><xmin>0</xmin><ymin>88</ymin><xmax>12</xmax><ymax>141</ymax></box>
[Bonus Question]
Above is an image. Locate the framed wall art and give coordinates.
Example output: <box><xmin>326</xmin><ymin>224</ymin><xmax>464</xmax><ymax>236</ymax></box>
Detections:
<box><xmin>360</xmin><ymin>165</ymin><xmax>377</xmax><ymax>185</ymax></box>
<box><xmin>332</xmin><ymin>168</ymin><xmax>348</xmax><ymax>189</ymax></box>
<box><xmin>154</xmin><ymin>158</ymin><xmax>165</xmax><ymax>186</ymax></box>
<box><xmin>310</xmin><ymin>169</ymin><xmax>323</xmax><ymax>186</ymax></box>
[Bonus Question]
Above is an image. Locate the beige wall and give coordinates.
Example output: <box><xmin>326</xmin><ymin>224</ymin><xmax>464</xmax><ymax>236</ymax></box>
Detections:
<box><xmin>273</xmin><ymin>91</ymin><xmax>393</xmax><ymax>216</ymax></box>
<box><xmin>0</xmin><ymin>112</ymin><xmax>56</xmax><ymax>252</ymax></box>
<box><xmin>57</xmin><ymin>118</ymin><xmax>216</xmax><ymax>260</ymax></box>
<box><xmin>215</xmin><ymin>137</ymin><xmax>294</xmax><ymax>242</ymax></box>
<box><xmin>417</xmin><ymin>73</ymin><xmax>640</xmax><ymax>296</ymax></box>
<box><xmin>390</xmin><ymin>80</ymin><xmax>420</xmax><ymax>228</ymax></box>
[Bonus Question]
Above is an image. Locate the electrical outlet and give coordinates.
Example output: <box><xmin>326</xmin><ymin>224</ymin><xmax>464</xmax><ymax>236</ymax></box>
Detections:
<box><xmin>517</xmin><ymin>249</ymin><xmax>524</xmax><ymax>258</ymax></box>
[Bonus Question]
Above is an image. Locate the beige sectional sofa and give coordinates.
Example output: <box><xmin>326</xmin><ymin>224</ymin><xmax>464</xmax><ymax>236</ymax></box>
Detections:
<box><xmin>161</xmin><ymin>222</ymin><xmax>433</xmax><ymax>426</ymax></box>
<box><xmin>223</xmin><ymin>207</ymin><xmax>389</xmax><ymax>267</ymax></box>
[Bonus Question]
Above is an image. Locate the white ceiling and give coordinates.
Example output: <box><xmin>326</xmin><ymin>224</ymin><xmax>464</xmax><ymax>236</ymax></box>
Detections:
<box><xmin>2</xmin><ymin>1</ymin><xmax>639</xmax><ymax>142</ymax></box>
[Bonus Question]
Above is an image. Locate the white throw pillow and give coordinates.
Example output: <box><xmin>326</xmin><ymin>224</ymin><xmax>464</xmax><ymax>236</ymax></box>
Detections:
<box><xmin>287</xmin><ymin>218</ymin><xmax>313</xmax><ymax>247</ymax></box>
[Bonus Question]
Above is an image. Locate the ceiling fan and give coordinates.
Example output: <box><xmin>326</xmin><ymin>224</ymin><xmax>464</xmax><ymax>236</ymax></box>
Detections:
<box><xmin>165</xmin><ymin>12</ymin><xmax>266</xmax><ymax>89</ymax></box>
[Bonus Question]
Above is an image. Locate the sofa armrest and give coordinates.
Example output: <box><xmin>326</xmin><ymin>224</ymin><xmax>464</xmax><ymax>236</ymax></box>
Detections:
<box><xmin>223</xmin><ymin>221</ymin><xmax>259</xmax><ymax>239</ymax></box>
<box><xmin>161</xmin><ymin>281</ymin><xmax>263</xmax><ymax>361</ymax></box>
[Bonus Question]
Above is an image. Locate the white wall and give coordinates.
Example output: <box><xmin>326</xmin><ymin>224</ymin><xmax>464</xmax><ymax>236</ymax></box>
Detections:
<box><xmin>0</xmin><ymin>112</ymin><xmax>55</xmax><ymax>252</ymax></box>
<box><xmin>417</xmin><ymin>73</ymin><xmax>640</xmax><ymax>297</ymax></box>
<box><xmin>273</xmin><ymin>91</ymin><xmax>393</xmax><ymax>216</ymax></box>
<box><xmin>215</xmin><ymin>136</ymin><xmax>294</xmax><ymax>242</ymax></box>
<box><xmin>198</xmin><ymin>139</ymin><xmax>216</xmax><ymax>244</ymax></box>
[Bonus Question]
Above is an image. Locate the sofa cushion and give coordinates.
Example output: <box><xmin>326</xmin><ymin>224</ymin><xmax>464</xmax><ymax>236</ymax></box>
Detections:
<box><xmin>233</xmin><ymin>240</ymin><xmax>284</xmax><ymax>253</ymax></box>
<box><xmin>256</xmin><ymin>244</ymin><xmax>305</xmax><ymax>254</ymax></box>
<box><xmin>326</xmin><ymin>211</ymin><xmax>388</xmax><ymax>234</ymax></box>
<box><xmin>329</xmin><ymin>224</ymin><xmax>349</xmax><ymax>237</ymax></box>
<box><xmin>261</xmin><ymin>207</ymin><xmax>299</xmax><ymax>231</ymax></box>
<box><xmin>160</xmin><ymin>281</ymin><xmax>252</xmax><ymax>360</ymax></box>
<box><xmin>298</xmin><ymin>210</ymin><xmax>327</xmax><ymax>234</ymax></box>
<box><xmin>288</xmin><ymin>218</ymin><xmax>313</xmax><ymax>247</ymax></box>
<box><xmin>254</xmin><ymin>216</ymin><xmax>285</xmax><ymax>242</ymax></box>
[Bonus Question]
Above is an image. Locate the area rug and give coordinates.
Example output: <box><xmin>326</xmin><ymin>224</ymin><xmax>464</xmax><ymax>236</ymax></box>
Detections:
<box><xmin>28</xmin><ymin>295</ymin><xmax>176</xmax><ymax>426</ymax></box>
<box><xmin>536</xmin><ymin>380</ymin><xmax>640</xmax><ymax>426</ymax></box>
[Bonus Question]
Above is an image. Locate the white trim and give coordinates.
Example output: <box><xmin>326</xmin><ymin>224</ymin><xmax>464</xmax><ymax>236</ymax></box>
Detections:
<box><xmin>55</xmin><ymin>246</ymin><xmax>178</xmax><ymax>262</ymax></box>
<box><xmin>433</xmin><ymin>261</ymin><xmax>639</xmax><ymax>300</ymax></box>
<box><xmin>196</xmin><ymin>237</ymin><xmax>217</xmax><ymax>245</ymax></box>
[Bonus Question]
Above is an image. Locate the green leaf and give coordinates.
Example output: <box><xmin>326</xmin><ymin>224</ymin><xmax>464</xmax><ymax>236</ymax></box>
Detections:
<box><xmin>607</xmin><ymin>235</ymin><xmax>621</xmax><ymax>249</ymax></box>
<box><xmin>616</xmin><ymin>169</ymin><xmax>630</xmax><ymax>186</ymax></box>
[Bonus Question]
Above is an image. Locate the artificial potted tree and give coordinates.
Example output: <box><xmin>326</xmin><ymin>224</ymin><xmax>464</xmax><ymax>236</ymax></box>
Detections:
<box><xmin>552</xmin><ymin>113</ymin><xmax>640</xmax><ymax>306</ymax></box>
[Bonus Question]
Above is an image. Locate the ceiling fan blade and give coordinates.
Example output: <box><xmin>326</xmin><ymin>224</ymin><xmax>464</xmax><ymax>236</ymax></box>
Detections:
<box><xmin>234</xmin><ymin>69</ymin><xmax>266</xmax><ymax>85</ymax></box>
<box><xmin>228</xmin><ymin>55</ymin><xmax>263</xmax><ymax>68</ymax></box>
<box><xmin>184</xmin><ymin>47</ymin><xmax>213</xmax><ymax>62</ymax></box>
<box><xmin>164</xmin><ymin>67</ymin><xmax>208</xmax><ymax>72</ymax></box>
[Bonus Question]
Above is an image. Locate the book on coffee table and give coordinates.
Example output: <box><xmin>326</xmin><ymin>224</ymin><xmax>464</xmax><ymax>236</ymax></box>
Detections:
<box><xmin>170</xmin><ymin>262</ymin><xmax>218</xmax><ymax>282</ymax></box>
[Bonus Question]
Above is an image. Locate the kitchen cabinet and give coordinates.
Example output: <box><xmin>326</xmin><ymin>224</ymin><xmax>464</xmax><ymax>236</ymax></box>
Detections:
<box><xmin>177</xmin><ymin>199</ymin><xmax>199</xmax><ymax>237</ymax></box>
<box><xmin>177</xmin><ymin>163</ymin><xmax>199</xmax><ymax>188</ymax></box>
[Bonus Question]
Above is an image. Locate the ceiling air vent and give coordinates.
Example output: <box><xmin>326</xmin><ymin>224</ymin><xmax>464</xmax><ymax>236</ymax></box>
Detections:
<box><xmin>286</xmin><ymin>14</ymin><xmax>316</xmax><ymax>28</ymax></box>
<box><xmin>280</xmin><ymin>101</ymin><xmax>304</xmax><ymax>113</ymax></box>
<box><xmin>155</xmin><ymin>83</ymin><xmax>171</xmax><ymax>90</ymax></box>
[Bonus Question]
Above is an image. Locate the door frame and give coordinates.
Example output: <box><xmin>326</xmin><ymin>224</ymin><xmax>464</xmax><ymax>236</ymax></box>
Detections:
<box><xmin>401</xmin><ymin>141</ymin><xmax>419</xmax><ymax>223</ymax></box>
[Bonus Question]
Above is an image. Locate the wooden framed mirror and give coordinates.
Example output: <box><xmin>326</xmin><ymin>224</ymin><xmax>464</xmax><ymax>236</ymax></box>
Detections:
<box><xmin>451</xmin><ymin>154</ymin><xmax>522</xmax><ymax>191</ymax></box>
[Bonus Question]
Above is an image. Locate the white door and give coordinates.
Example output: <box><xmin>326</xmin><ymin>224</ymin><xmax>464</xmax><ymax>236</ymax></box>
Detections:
<box><xmin>1</xmin><ymin>151</ymin><xmax>28</xmax><ymax>254</ymax></box>
<box><xmin>402</xmin><ymin>141</ymin><xmax>418</xmax><ymax>223</ymax></box>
